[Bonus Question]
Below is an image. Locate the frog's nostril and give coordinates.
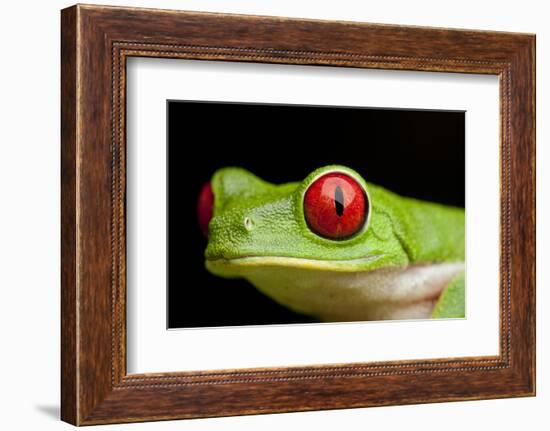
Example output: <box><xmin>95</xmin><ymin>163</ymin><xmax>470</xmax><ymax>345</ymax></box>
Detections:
<box><xmin>197</xmin><ymin>181</ymin><xmax>214</xmax><ymax>237</ymax></box>
<box><xmin>244</xmin><ymin>217</ymin><xmax>254</xmax><ymax>231</ymax></box>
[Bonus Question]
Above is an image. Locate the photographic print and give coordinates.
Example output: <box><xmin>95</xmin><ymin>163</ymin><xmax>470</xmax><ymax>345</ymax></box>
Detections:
<box><xmin>168</xmin><ymin>101</ymin><xmax>465</xmax><ymax>328</ymax></box>
<box><xmin>61</xmin><ymin>6</ymin><xmax>535</xmax><ymax>423</ymax></box>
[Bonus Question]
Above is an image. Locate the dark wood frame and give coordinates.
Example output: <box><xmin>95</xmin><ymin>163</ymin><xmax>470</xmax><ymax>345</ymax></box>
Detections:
<box><xmin>61</xmin><ymin>4</ymin><xmax>536</xmax><ymax>426</ymax></box>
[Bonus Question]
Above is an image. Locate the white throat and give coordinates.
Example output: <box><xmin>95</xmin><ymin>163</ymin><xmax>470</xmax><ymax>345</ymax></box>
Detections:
<box><xmin>242</xmin><ymin>262</ymin><xmax>465</xmax><ymax>321</ymax></box>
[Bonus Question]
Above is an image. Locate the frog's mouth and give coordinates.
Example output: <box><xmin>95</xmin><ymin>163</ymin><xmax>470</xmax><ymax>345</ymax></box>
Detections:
<box><xmin>205</xmin><ymin>254</ymin><xmax>385</xmax><ymax>274</ymax></box>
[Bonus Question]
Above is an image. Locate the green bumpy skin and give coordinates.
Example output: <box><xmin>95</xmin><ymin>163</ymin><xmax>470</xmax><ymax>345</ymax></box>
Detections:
<box><xmin>204</xmin><ymin>165</ymin><xmax>465</xmax><ymax>321</ymax></box>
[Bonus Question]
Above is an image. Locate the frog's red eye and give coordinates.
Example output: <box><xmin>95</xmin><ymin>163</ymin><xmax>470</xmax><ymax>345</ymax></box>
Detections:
<box><xmin>304</xmin><ymin>172</ymin><xmax>368</xmax><ymax>240</ymax></box>
<box><xmin>197</xmin><ymin>181</ymin><xmax>214</xmax><ymax>237</ymax></box>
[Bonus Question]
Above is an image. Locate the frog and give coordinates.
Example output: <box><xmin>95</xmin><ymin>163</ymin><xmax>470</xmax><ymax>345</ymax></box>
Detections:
<box><xmin>197</xmin><ymin>165</ymin><xmax>465</xmax><ymax>322</ymax></box>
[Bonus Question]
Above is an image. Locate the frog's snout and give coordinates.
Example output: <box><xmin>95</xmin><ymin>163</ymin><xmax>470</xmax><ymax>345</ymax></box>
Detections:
<box><xmin>204</xmin><ymin>210</ymin><xmax>258</xmax><ymax>260</ymax></box>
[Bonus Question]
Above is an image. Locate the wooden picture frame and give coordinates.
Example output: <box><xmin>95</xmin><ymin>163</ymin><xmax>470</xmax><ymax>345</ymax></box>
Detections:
<box><xmin>61</xmin><ymin>4</ymin><xmax>535</xmax><ymax>425</ymax></box>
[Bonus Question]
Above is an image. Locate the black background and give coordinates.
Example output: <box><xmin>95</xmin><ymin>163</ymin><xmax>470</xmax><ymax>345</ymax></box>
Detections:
<box><xmin>167</xmin><ymin>101</ymin><xmax>465</xmax><ymax>328</ymax></box>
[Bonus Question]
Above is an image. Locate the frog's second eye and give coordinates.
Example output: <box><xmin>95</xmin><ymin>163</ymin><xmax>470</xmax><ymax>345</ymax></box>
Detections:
<box><xmin>197</xmin><ymin>181</ymin><xmax>214</xmax><ymax>237</ymax></box>
<box><xmin>304</xmin><ymin>172</ymin><xmax>368</xmax><ymax>240</ymax></box>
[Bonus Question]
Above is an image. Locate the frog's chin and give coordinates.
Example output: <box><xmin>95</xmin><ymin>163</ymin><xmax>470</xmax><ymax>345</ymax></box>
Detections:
<box><xmin>205</xmin><ymin>257</ymin><xmax>464</xmax><ymax>322</ymax></box>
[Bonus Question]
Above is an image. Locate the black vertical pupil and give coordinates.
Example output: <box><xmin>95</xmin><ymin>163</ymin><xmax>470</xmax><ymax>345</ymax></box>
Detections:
<box><xmin>334</xmin><ymin>186</ymin><xmax>344</xmax><ymax>216</ymax></box>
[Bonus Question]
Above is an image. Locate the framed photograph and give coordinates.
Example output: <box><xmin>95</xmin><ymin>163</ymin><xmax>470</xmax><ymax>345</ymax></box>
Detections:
<box><xmin>61</xmin><ymin>4</ymin><xmax>535</xmax><ymax>425</ymax></box>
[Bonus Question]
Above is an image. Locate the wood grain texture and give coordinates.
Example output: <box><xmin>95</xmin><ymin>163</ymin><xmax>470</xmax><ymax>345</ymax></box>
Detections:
<box><xmin>60</xmin><ymin>4</ymin><xmax>535</xmax><ymax>425</ymax></box>
<box><xmin>60</xmin><ymin>5</ymin><xmax>78</xmax><ymax>425</ymax></box>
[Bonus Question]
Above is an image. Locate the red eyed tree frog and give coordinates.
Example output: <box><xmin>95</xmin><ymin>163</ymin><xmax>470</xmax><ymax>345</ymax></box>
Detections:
<box><xmin>197</xmin><ymin>165</ymin><xmax>465</xmax><ymax>321</ymax></box>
